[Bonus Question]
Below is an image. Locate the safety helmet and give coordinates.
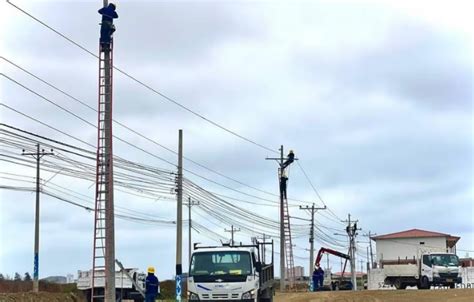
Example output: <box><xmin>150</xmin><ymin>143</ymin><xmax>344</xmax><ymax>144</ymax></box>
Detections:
<box><xmin>289</xmin><ymin>150</ymin><xmax>294</xmax><ymax>154</ymax></box>
<box><xmin>147</xmin><ymin>266</ymin><xmax>155</xmax><ymax>273</ymax></box>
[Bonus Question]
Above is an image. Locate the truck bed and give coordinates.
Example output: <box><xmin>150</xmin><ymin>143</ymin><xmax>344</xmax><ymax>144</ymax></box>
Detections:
<box><xmin>383</xmin><ymin>264</ymin><xmax>419</xmax><ymax>278</ymax></box>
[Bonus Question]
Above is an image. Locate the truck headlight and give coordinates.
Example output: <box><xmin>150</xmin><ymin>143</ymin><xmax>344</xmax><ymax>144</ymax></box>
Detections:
<box><xmin>188</xmin><ymin>291</ymin><xmax>199</xmax><ymax>300</ymax></box>
<box><xmin>242</xmin><ymin>290</ymin><xmax>255</xmax><ymax>299</ymax></box>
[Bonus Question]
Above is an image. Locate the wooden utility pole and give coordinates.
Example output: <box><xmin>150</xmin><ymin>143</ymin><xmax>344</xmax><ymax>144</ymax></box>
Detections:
<box><xmin>299</xmin><ymin>203</ymin><xmax>326</xmax><ymax>278</ymax></box>
<box><xmin>186</xmin><ymin>197</ymin><xmax>199</xmax><ymax>264</ymax></box>
<box><xmin>22</xmin><ymin>144</ymin><xmax>53</xmax><ymax>293</ymax></box>
<box><xmin>176</xmin><ymin>129</ymin><xmax>183</xmax><ymax>301</ymax></box>
<box><xmin>225</xmin><ymin>225</ymin><xmax>241</xmax><ymax>245</ymax></box>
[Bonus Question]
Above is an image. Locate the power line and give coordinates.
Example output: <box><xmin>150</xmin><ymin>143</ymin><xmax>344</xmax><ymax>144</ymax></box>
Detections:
<box><xmin>1</xmin><ymin>57</ymin><xmax>286</xmax><ymax>199</ymax></box>
<box><xmin>4</xmin><ymin>1</ymin><xmax>277</xmax><ymax>154</ymax></box>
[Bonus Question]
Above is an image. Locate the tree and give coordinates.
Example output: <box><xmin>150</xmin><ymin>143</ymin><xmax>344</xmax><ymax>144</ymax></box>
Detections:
<box><xmin>24</xmin><ymin>272</ymin><xmax>32</xmax><ymax>281</ymax></box>
<box><xmin>0</xmin><ymin>273</ymin><xmax>5</xmax><ymax>280</ymax></box>
<box><xmin>14</xmin><ymin>272</ymin><xmax>21</xmax><ymax>281</ymax></box>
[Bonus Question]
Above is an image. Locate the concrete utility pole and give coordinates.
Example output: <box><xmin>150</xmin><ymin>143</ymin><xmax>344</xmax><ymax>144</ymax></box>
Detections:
<box><xmin>186</xmin><ymin>197</ymin><xmax>199</xmax><ymax>264</ymax></box>
<box><xmin>363</xmin><ymin>231</ymin><xmax>376</xmax><ymax>269</ymax></box>
<box><xmin>299</xmin><ymin>203</ymin><xmax>326</xmax><ymax>277</ymax></box>
<box><xmin>367</xmin><ymin>246</ymin><xmax>370</xmax><ymax>272</ymax></box>
<box><xmin>343</xmin><ymin>214</ymin><xmax>360</xmax><ymax>291</ymax></box>
<box><xmin>176</xmin><ymin>130</ymin><xmax>183</xmax><ymax>301</ymax></box>
<box><xmin>326</xmin><ymin>254</ymin><xmax>330</xmax><ymax>271</ymax></box>
<box><xmin>266</xmin><ymin>145</ymin><xmax>296</xmax><ymax>291</ymax></box>
<box><xmin>225</xmin><ymin>225</ymin><xmax>241</xmax><ymax>245</ymax></box>
<box><xmin>257</xmin><ymin>233</ymin><xmax>271</xmax><ymax>263</ymax></box>
<box><xmin>22</xmin><ymin>143</ymin><xmax>53</xmax><ymax>293</ymax></box>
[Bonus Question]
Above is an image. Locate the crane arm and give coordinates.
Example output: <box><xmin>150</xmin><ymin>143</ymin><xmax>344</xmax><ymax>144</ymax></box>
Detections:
<box><xmin>314</xmin><ymin>247</ymin><xmax>351</xmax><ymax>267</ymax></box>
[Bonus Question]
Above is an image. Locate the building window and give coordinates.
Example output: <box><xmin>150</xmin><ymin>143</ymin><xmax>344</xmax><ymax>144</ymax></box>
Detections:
<box><xmin>419</xmin><ymin>242</ymin><xmax>425</xmax><ymax>245</ymax></box>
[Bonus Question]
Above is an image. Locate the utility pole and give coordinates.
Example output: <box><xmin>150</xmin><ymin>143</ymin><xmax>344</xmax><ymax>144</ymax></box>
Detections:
<box><xmin>343</xmin><ymin>214</ymin><xmax>360</xmax><ymax>291</ymax></box>
<box><xmin>257</xmin><ymin>233</ymin><xmax>271</xmax><ymax>263</ymax></box>
<box><xmin>366</xmin><ymin>246</ymin><xmax>370</xmax><ymax>272</ymax></box>
<box><xmin>299</xmin><ymin>203</ymin><xmax>326</xmax><ymax>278</ymax></box>
<box><xmin>225</xmin><ymin>225</ymin><xmax>241</xmax><ymax>245</ymax></box>
<box><xmin>176</xmin><ymin>130</ymin><xmax>183</xmax><ymax>302</ymax></box>
<box><xmin>266</xmin><ymin>145</ymin><xmax>296</xmax><ymax>291</ymax></box>
<box><xmin>91</xmin><ymin>0</ymin><xmax>118</xmax><ymax>300</ymax></box>
<box><xmin>22</xmin><ymin>144</ymin><xmax>53</xmax><ymax>293</ymax></box>
<box><xmin>326</xmin><ymin>254</ymin><xmax>330</xmax><ymax>272</ymax></box>
<box><xmin>185</xmin><ymin>197</ymin><xmax>199</xmax><ymax>264</ymax></box>
<box><xmin>363</xmin><ymin>231</ymin><xmax>376</xmax><ymax>269</ymax></box>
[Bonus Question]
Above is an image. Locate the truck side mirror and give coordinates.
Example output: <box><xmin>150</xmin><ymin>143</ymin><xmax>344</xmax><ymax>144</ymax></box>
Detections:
<box><xmin>255</xmin><ymin>262</ymin><xmax>262</xmax><ymax>272</ymax></box>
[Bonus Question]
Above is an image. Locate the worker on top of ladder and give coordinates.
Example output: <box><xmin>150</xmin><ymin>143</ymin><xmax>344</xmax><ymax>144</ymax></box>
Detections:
<box><xmin>280</xmin><ymin>170</ymin><xmax>288</xmax><ymax>199</ymax></box>
<box><xmin>98</xmin><ymin>2</ymin><xmax>118</xmax><ymax>50</ymax></box>
<box><xmin>281</xmin><ymin>150</ymin><xmax>295</xmax><ymax>170</ymax></box>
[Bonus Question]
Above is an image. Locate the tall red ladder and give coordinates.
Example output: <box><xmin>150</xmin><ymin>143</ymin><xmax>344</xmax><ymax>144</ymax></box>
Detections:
<box><xmin>91</xmin><ymin>41</ymin><xmax>115</xmax><ymax>302</ymax></box>
<box><xmin>281</xmin><ymin>169</ymin><xmax>296</xmax><ymax>290</ymax></box>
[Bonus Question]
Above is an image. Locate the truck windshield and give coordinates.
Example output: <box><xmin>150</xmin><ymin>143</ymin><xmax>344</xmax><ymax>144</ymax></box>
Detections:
<box><xmin>190</xmin><ymin>251</ymin><xmax>252</xmax><ymax>282</ymax></box>
<box><xmin>431</xmin><ymin>254</ymin><xmax>459</xmax><ymax>266</ymax></box>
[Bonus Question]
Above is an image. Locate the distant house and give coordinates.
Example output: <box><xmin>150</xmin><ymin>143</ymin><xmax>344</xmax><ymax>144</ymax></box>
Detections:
<box><xmin>371</xmin><ymin>228</ymin><xmax>460</xmax><ymax>266</ymax></box>
<box><xmin>41</xmin><ymin>276</ymin><xmax>67</xmax><ymax>284</ymax></box>
<box><xmin>286</xmin><ymin>266</ymin><xmax>305</xmax><ymax>280</ymax></box>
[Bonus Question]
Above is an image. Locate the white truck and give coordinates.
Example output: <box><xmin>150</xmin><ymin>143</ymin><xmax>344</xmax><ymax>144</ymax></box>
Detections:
<box><xmin>187</xmin><ymin>241</ymin><xmax>275</xmax><ymax>302</ymax></box>
<box><xmin>77</xmin><ymin>267</ymin><xmax>146</xmax><ymax>301</ymax></box>
<box><xmin>383</xmin><ymin>252</ymin><xmax>461</xmax><ymax>289</ymax></box>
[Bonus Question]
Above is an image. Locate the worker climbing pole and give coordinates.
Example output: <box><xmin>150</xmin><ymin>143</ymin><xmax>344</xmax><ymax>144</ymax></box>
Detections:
<box><xmin>91</xmin><ymin>1</ymin><xmax>118</xmax><ymax>302</ymax></box>
<box><xmin>266</xmin><ymin>147</ymin><xmax>297</xmax><ymax>291</ymax></box>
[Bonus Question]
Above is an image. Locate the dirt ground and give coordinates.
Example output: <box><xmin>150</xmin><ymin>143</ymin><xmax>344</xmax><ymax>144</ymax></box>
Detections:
<box><xmin>274</xmin><ymin>289</ymin><xmax>474</xmax><ymax>302</ymax></box>
<box><xmin>0</xmin><ymin>292</ymin><xmax>81</xmax><ymax>302</ymax></box>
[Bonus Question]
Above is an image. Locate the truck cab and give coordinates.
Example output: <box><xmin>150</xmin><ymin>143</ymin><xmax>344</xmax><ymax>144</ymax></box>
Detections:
<box><xmin>421</xmin><ymin>253</ymin><xmax>461</xmax><ymax>288</ymax></box>
<box><xmin>187</xmin><ymin>242</ymin><xmax>274</xmax><ymax>302</ymax></box>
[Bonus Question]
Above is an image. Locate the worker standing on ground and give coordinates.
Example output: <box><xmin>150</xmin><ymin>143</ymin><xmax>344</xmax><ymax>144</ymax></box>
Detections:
<box><xmin>312</xmin><ymin>266</ymin><xmax>319</xmax><ymax>291</ymax></box>
<box><xmin>145</xmin><ymin>266</ymin><xmax>160</xmax><ymax>302</ymax></box>
<box><xmin>316</xmin><ymin>265</ymin><xmax>325</xmax><ymax>289</ymax></box>
<box><xmin>98</xmin><ymin>2</ymin><xmax>118</xmax><ymax>49</ymax></box>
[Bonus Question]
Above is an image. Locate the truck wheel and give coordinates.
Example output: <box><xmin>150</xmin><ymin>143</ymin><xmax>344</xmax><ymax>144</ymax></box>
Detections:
<box><xmin>394</xmin><ymin>279</ymin><xmax>404</xmax><ymax>290</ymax></box>
<box><xmin>449</xmin><ymin>283</ymin><xmax>455</xmax><ymax>289</ymax></box>
<box><xmin>419</xmin><ymin>276</ymin><xmax>429</xmax><ymax>290</ymax></box>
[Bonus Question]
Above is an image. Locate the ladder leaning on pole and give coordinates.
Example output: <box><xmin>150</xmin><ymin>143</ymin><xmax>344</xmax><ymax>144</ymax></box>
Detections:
<box><xmin>91</xmin><ymin>40</ymin><xmax>114</xmax><ymax>302</ymax></box>
<box><xmin>282</xmin><ymin>171</ymin><xmax>296</xmax><ymax>290</ymax></box>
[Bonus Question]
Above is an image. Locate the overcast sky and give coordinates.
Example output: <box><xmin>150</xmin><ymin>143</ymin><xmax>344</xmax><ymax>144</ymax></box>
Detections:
<box><xmin>0</xmin><ymin>0</ymin><xmax>472</xmax><ymax>281</ymax></box>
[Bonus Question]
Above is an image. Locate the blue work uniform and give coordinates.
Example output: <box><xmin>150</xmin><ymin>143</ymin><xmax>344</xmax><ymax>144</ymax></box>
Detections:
<box><xmin>98</xmin><ymin>4</ymin><xmax>118</xmax><ymax>46</ymax></box>
<box><xmin>317</xmin><ymin>268</ymin><xmax>324</xmax><ymax>288</ymax></box>
<box><xmin>145</xmin><ymin>273</ymin><xmax>159</xmax><ymax>302</ymax></box>
<box><xmin>312</xmin><ymin>269</ymin><xmax>319</xmax><ymax>291</ymax></box>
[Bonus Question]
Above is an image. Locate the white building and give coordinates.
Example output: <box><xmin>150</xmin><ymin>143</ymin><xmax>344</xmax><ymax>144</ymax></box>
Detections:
<box><xmin>286</xmin><ymin>266</ymin><xmax>305</xmax><ymax>280</ymax></box>
<box><xmin>371</xmin><ymin>229</ymin><xmax>460</xmax><ymax>266</ymax></box>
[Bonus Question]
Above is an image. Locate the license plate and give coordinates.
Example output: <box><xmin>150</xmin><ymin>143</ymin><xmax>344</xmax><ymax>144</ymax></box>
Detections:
<box><xmin>446</xmin><ymin>279</ymin><xmax>453</xmax><ymax>282</ymax></box>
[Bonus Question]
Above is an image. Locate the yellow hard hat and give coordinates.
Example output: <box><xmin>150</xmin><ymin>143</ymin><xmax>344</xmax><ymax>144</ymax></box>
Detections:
<box><xmin>147</xmin><ymin>266</ymin><xmax>155</xmax><ymax>273</ymax></box>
